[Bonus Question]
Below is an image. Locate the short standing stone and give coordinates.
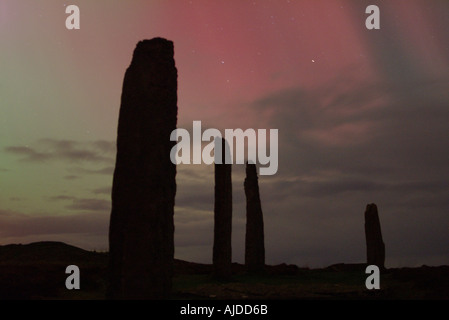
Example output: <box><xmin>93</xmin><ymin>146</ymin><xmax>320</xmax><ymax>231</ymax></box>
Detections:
<box><xmin>244</xmin><ymin>162</ymin><xmax>265</xmax><ymax>273</ymax></box>
<box><xmin>213</xmin><ymin>138</ymin><xmax>232</xmax><ymax>278</ymax></box>
<box><xmin>364</xmin><ymin>203</ymin><xmax>385</xmax><ymax>269</ymax></box>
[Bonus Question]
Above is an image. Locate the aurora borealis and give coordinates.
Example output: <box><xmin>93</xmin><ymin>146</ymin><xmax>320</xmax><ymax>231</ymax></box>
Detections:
<box><xmin>1</xmin><ymin>0</ymin><xmax>448</xmax><ymax>267</ymax></box>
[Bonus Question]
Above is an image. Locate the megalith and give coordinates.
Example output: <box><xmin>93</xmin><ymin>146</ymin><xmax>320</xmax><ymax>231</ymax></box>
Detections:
<box><xmin>244</xmin><ymin>162</ymin><xmax>265</xmax><ymax>273</ymax></box>
<box><xmin>213</xmin><ymin>138</ymin><xmax>232</xmax><ymax>278</ymax></box>
<box><xmin>364</xmin><ymin>203</ymin><xmax>385</xmax><ymax>269</ymax></box>
<box><xmin>108</xmin><ymin>38</ymin><xmax>177</xmax><ymax>299</ymax></box>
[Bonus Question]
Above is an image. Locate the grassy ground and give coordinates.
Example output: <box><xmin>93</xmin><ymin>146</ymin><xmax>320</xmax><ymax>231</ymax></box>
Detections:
<box><xmin>0</xmin><ymin>242</ymin><xmax>448</xmax><ymax>300</ymax></box>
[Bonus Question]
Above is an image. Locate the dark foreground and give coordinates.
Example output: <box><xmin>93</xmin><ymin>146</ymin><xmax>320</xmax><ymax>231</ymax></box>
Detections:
<box><xmin>0</xmin><ymin>242</ymin><xmax>447</xmax><ymax>300</ymax></box>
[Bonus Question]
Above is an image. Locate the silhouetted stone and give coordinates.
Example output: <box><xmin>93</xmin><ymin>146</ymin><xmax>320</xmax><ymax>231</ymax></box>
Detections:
<box><xmin>213</xmin><ymin>138</ymin><xmax>232</xmax><ymax>279</ymax></box>
<box><xmin>364</xmin><ymin>203</ymin><xmax>385</xmax><ymax>269</ymax></box>
<box><xmin>108</xmin><ymin>38</ymin><xmax>177</xmax><ymax>299</ymax></box>
<box><xmin>244</xmin><ymin>163</ymin><xmax>265</xmax><ymax>273</ymax></box>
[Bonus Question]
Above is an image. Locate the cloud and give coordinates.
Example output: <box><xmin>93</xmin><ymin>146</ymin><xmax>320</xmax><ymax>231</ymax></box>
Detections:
<box><xmin>47</xmin><ymin>193</ymin><xmax>112</xmax><ymax>211</ymax></box>
<box><xmin>45</xmin><ymin>195</ymin><xmax>111</xmax><ymax>212</ymax></box>
<box><xmin>67</xmin><ymin>166</ymin><xmax>115</xmax><ymax>176</ymax></box>
<box><xmin>65</xmin><ymin>198</ymin><xmax>111</xmax><ymax>212</ymax></box>
<box><xmin>252</xmin><ymin>73</ymin><xmax>449</xmax><ymax>180</ymax></box>
<box><xmin>91</xmin><ymin>140</ymin><xmax>116</xmax><ymax>154</ymax></box>
<box><xmin>64</xmin><ymin>175</ymin><xmax>79</xmax><ymax>180</ymax></box>
<box><xmin>92</xmin><ymin>186</ymin><xmax>112</xmax><ymax>195</ymax></box>
<box><xmin>0</xmin><ymin>209</ymin><xmax>16</xmax><ymax>217</ymax></box>
<box><xmin>47</xmin><ymin>195</ymin><xmax>76</xmax><ymax>201</ymax></box>
<box><xmin>4</xmin><ymin>146</ymin><xmax>49</xmax><ymax>162</ymax></box>
<box><xmin>0</xmin><ymin>210</ymin><xmax>108</xmax><ymax>239</ymax></box>
<box><xmin>4</xmin><ymin>139</ymin><xmax>115</xmax><ymax>164</ymax></box>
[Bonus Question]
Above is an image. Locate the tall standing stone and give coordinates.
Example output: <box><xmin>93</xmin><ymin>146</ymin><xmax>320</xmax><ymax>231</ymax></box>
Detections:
<box><xmin>108</xmin><ymin>38</ymin><xmax>177</xmax><ymax>299</ymax></box>
<box><xmin>213</xmin><ymin>138</ymin><xmax>232</xmax><ymax>278</ymax></box>
<box><xmin>244</xmin><ymin>163</ymin><xmax>265</xmax><ymax>273</ymax></box>
<box><xmin>364</xmin><ymin>203</ymin><xmax>385</xmax><ymax>269</ymax></box>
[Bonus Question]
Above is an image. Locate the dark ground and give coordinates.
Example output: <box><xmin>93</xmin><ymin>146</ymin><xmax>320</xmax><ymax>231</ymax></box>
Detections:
<box><xmin>0</xmin><ymin>241</ymin><xmax>447</xmax><ymax>300</ymax></box>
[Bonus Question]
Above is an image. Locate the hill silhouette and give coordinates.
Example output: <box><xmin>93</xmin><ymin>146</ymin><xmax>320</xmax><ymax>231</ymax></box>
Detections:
<box><xmin>0</xmin><ymin>241</ymin><xmax>448</xmax><ymax>299</ymax></box>
<box><xmin>0</xmin><ymin>241</ymin><xmax>105</xmax><ymax>265</ymax></box>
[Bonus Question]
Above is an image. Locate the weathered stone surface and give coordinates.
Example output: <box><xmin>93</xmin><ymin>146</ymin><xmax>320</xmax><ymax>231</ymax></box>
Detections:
<box><xmin>213</xmin><ymin>138</ymin><xmax>232</xmax><ymax>278</ymax></box>
<box><xmin>364</xmin><ymin>203</ymin><xmax>385</xmax><ymax>269</ymax></box>
<box><xmin>244</xmin><ymin>163</ymin><xmax>265</xmax><ymax>273</ymax></box>
<box><xmin>108</xmin><ymin>38</ymin><xmax>177</xmax><ymax>299</ymax></box>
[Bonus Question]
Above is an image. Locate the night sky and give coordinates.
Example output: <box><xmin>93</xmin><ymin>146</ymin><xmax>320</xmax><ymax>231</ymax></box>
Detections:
<box><xmin>1</xmin><ymin>0</ymin><xmax>448</xmax><ymax>267</ymax></box>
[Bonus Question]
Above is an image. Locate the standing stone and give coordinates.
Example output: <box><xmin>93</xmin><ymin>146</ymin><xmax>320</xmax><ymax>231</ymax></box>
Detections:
<box><xmin>213</xmin><ymin>138</ymin><xmax>232</xmax><ymax>278</ymax></box>
<box><xmin>244</xmin><ymin>163</ymin><xmax>265</xmax><ymax>273</ymax></box>
<box><xmin>364</xmin><ymin>203</ymin><xmax>385</xmax><ymax>269</ymax></box>
<box><xmin>108</xmin><ymin>38</ymin><xmax>177</xmax><ymax>299</ymax></box>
